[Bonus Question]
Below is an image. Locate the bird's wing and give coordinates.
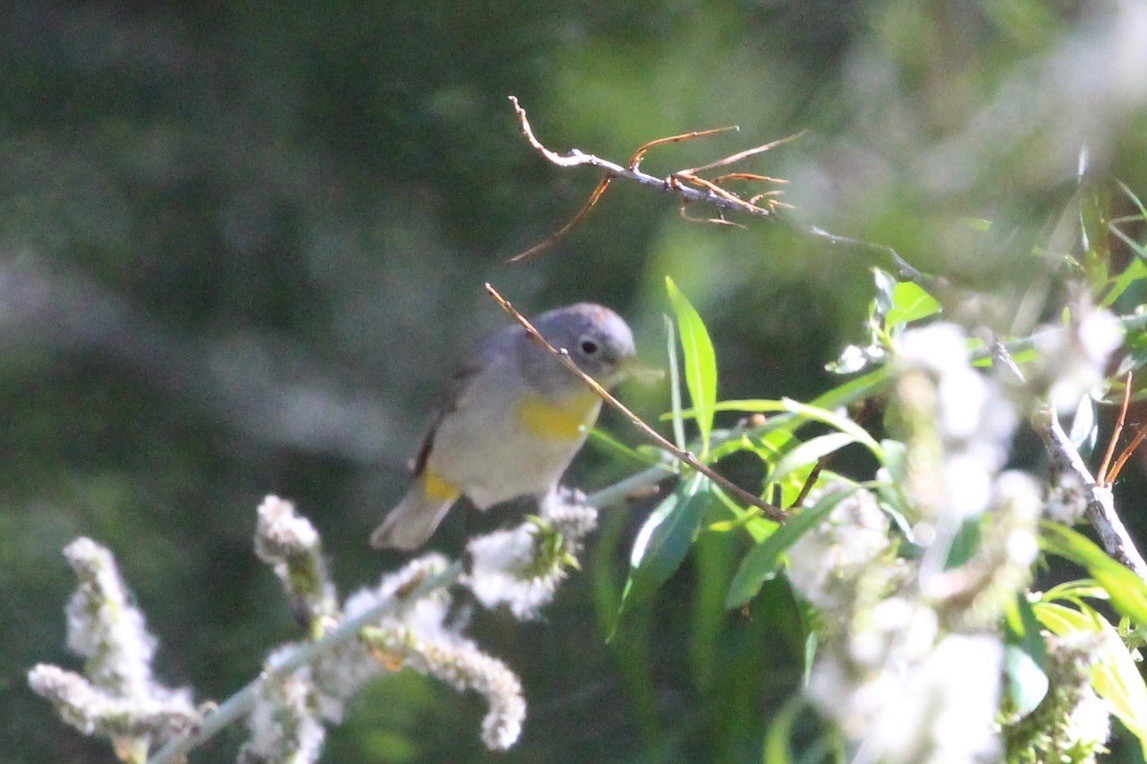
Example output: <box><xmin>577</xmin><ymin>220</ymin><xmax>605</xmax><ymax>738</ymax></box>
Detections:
<box><xmin>409</xmin><ymin>328</ymin><xmax>519</xmax><ymax>477</ymax></box>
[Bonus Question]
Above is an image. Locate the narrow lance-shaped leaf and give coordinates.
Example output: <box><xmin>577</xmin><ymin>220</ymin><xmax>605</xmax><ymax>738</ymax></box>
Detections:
<box><xmin>664</xmin><ymin>314</ymin><xmax>687</xmax><ymax>455</ymax></box>
<box><xmin>1039</xmin><ymin>522</ymin><xmax>1147</xmax><ymax>628</ymax></box>
<box><xmin>665</xmin><ymin>277</ymin><xmax>717</xmax><ymax>459</ymax></box>
<box><xmin>726</xmin><ymin>487</ymin><xmax>859</xmax><ymax>608</ymax></box>
<box><xmin>770</xmin><ymin>432</ymin><xmax>857</xmax><ymax>485</ymax></box>
<box><xmin>613</xmin><ymin>474</ymin><xmax>711</xmax><ymax>632</ymax></box>
<box><xmin>1034</xmin><ymin>600</ymin><xmax>1147</xmax><ymax>756</ymax></box>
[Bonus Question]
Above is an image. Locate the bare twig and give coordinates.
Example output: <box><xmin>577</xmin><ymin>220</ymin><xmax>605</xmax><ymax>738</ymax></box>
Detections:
<box><xmin>1037</xmin><ymin>409</ymin><xmax>1147</xmax><ymax>580</ymax></box>
<box><xmin>1096</xmin><ymin>372</ymin><xmax>1132</xmax><ymax>483</ymax></box>
<box><xmin>677</xmin><ymin>130</ymin><xmax>806</xmax><ymax>175</ymax></box>
<box><xmin>485</xmin><ymin>283</ymin><xmax>790</xmax><ymax>523</ymax></box>
<box><xmin>1096</xmin><ymin>372</ymin><xmax>1146</xmax><ymax>487</ymax></box>
<box><xmin>630</xmin><ymin>126</ymin><xmax>739</xmax><ymax>171</ymax></box>
<box><xmin>1107</xmin><ymin>421</ymin><xmax>1147</xmax><ymax>485</ymax></box>
<box><xmin>509</xmin><ymin>175</ymin><xmax>614</xmax><ymax>263</ymax></box>
<box><xmin>790</xmin><ymin>460</ymin><xmax>826</xmax><ymax>509</ymax></box>
<box><xmin>508</xmin><ymin>97</ymin><xmax>781</xmax><ymax>220</ymax></box>
<box><xmin>507</xmin><ymin>96</ymin><xmax>951</xmax><ymax>298</ymax></box>
<box><xmin>991</xmin><ymin>340</ymin><xmax>1147</xmax><ymax>580</ymax></box>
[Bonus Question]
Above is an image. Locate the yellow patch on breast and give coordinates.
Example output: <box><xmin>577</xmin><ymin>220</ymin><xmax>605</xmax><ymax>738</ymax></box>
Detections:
<box><xmin>421</xmin><ymin>468</ymin><xmax>462</xmax><ymax>501</ymax></box>
<box><xmin>515</xmin><ymin>392</ymin><xmax>600</xmax><ymax>440</ymax></box>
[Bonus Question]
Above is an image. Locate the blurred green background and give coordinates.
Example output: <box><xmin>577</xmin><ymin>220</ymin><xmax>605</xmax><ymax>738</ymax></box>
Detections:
<box><xmin>3</xmin><ymin>1</ymin><xmax>1147</xmax><ymax>761</ymax></box>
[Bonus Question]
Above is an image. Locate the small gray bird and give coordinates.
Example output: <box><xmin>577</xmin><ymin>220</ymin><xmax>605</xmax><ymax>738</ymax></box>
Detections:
<box><xmin>370</xmin><ymin>303</ymin><xmax>638</xmax><ymax>550</ymax></box>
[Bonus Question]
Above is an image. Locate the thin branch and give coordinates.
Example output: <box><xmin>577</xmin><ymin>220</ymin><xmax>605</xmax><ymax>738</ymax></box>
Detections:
<box><xmin>507</xmin><ymin>96</ymin><xmax>951</xmax><ymax>298</ymax></box>
<box><xmin>485</xmin><ymin>283</ymin><xmax>790</xmax><ymax>523</ymax></box>
<box><xmin>509</xmin><ymin>175</ymin><xmax>614</xmax><ymax>263</ymax></box>
<box><xmin>1037</xmin><ymin>409</ymin><xmax>1147</xmax><ymax>580</ymax></box>
<box><xmin>508</xmin><ymin>97</ymin><xmax>781</xmax><ymax>220</ymax></box>
<box><xmin>991</xmin><ymin>340</ymin><xmax>1147</xmax><ymax>581</ymax></box>
<box><xmin>790</xmin><ymin>460</ymin><xmax>826</xmax><ymax>509</ymax></box>
<box><xmin>678</xmin><ymin>130</ymin><xmax>806</xmax><ymax>175</ymax></box>
<box><xmin>1096</xmin><ymin>372</ymin><xmax>1132</xmax><ymax>483</ymax></box>
<box><xmin>630</xmin><ymin>126</ymin><xmax>739</xmax><ymax>171</ymax></box>
<box><xmin>1107</xmin><ymin>421</ymin><xmax>1147</xmax><ymax>485</ymax></box>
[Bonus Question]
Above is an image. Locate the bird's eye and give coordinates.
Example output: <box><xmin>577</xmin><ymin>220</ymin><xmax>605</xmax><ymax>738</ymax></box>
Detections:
<box><xmin>579</xmin><ymin>337</ymin><xmax>599</xmax><ymax>355</ymax></box>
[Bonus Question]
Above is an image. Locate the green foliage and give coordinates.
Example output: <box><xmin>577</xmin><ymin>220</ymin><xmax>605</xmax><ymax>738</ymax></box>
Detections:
<box><xmin>1040</xmin><ymin>523</ymin><xmax>1147</xmax><ymax>629</ymax></box>
<box><xmin>1033</xmin><ymin>599</ymin><xmax>1147</xmax><ymax>757</ymax></box>
<box><xmin>665</xmin><ymin>277</ymin><xmax>718</xmax><ymax>459</ymax></box>
<box><xmin>614</xmin><ymin>473</ymin><xmax>711</xmax><ymax>629</ymax></box>
<box><xmin>9</xmin><ymin>1</ymin><xmax>1147</xmax><ymax>762</ymax></box>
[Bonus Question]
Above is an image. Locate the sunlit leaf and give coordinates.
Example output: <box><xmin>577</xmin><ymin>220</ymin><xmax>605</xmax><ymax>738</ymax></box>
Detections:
<box><xmin>770</xmin><ymin>432</ymin><xmax>856</xmax><ymax>484</ymax></box>
<box><xmin>1100</xmin><ymin>255</ymin><xmax>1147</xmax><ymax>307</ymax></box>
<box><xmin>664</xmin><ymin>314</ymin><xmax>687</xmax><ymax>454</ymax></box>
<box><xmin>779</xmin><ymin>398</ymin><xmax>883</xmax><ymax>460</ymax></box>
<box><xmin>725</xmin><ymin>488</ymin><xmax>858</xmax><ymax>608</ymax></box>
<box><xmin>1082</xmin><ymin>603</ymin><xmax>1147</xmax><ymax>750</ymax></box>
<box><xmin>1040</xmin><ymin>579</ymin><xmax>1110</xmax><ymax>604</ymax></box>
<box><xmin>615</xmin><ymin>474</ymin><xmax>710</xmax><ymax>627</ymax></box>
<box><xmin>885</xmin><ymin>281</ymin><xmax>941</xmax><ymax>329</ymax></box>
<box><xmin>1034</xmin><ymin>600</ymin><xmax>1147</xmax><ymax>753</ymax></box>
<box><xmin>1005</xmin><ymin>593</ymin><xmax>1049</xmax><ymax>669</ymax></box>
<box><xmin>1003</xmin><ymin>644</ymin><xmax>1049</xmax><ymax>718</ymax></box>
<box><xmin>667</xmin><ymin>367</ymin><xmax>893</xmax><ymax>423</ymax></box>
<box><xmin>1040</xmin><ymin>522</ymin><xmax>1147</xmax><ymax>628</ymax></box>
<box><xmin>588</xmin><ymin>428</ymin><xmax>660</xmax><ymax>467</ymax></box>
<box><xmin>666</xmin><ymin>277</ymin><xmax>717</xmax><ymax>459</ymax></box>
<box><xmin>1003</xmin><ymin>594</ymin><xmax>1050</xmax><ymax>716</ymax></box>
<box><xmin>763</xmin><ymin>697</ymin><xmax>801</xmax><ymax>764</ymax></box>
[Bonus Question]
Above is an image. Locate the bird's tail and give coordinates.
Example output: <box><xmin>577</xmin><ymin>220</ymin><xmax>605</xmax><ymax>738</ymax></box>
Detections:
<box><xmin>370</xmin><ymin>477</ymin><xmax>458</xmax><ymax>550</ymax></box>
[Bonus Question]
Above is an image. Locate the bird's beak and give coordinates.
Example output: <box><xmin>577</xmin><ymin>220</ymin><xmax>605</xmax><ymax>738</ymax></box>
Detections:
<box><xmin>618</xmin><ymin>355</ymin><xmax>665</xmax><ymax>384</ymax></box>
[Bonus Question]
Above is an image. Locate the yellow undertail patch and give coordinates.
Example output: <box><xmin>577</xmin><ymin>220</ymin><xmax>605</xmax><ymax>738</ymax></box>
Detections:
<box><xmin>515</xmin><ymin>392</ymin><xmax>600</xmax><ymax>440</ymax></box>
<box><xmin>421</xmin><ymin>468</ymin><xmax>462</xmax><ymax>501</ymax></box>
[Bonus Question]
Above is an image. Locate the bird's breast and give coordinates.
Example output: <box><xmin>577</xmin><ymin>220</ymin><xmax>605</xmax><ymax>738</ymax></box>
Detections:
<box><xmin>514</xmin><ymin>391</ymin><xmax>602</xmax><ymax>440</ymax></box>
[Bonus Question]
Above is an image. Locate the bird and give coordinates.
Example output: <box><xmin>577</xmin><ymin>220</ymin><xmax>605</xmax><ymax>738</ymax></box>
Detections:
<box><xmin>370</xmin><ymin>303</ymin><xmax>638</xmax><ymax>550</ymax></box>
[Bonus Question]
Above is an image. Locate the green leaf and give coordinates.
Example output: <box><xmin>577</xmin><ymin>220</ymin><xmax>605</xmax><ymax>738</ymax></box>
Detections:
<box><xmin>945</xmin><ymin>518</ymin><xmax>981</xmax><ymax>569</ymax></box>
<box><xmin>885</xmin><ymin>281</ymin><xmax>941</xmax><ymax>329</ymax></box>
<box><xmin>666</xmin><ymin>277</ymin><xmax>718</xmax><ymax>459</ymax></box>
<box><xmin>879</xmin><ymin>439</ymin><xmax>908</xmax><ymax>484</ymax></box>
<box><xmin>1003</xmin><ymin>644</ymin><xmax>1049</xmax><ymax>718</ymax></box>
<box><xmin>1005</xmin><ymin>593</ymin><xmax>1049</xmax><ymax>668</ymax></box>
<box><xmin>763</xmin><ymin>697</ymin><xmax>802</xmax><ymax>764</ymax></box>
<box><xmin>809</xmin><ymin>366</ymin><xmax>893</xmax><ymax>410</ymax></box>
<box><xmin>1084</xmin><ymin>603</ymin><xmax>1147</xmax><ymax>749</ymax></box>
<box><xmin>1040</xmin><ymin>522</ymin><xmax>1147</xmax><ymax>628</ymax></box>
<box><xmin>770</xmin><ymin>432</ymin><xmax>856</xmax><ymax>484</ymax></box>
<box><xmin>665</xmin><ymin>367</ymin><xmax>893</xmax><ymax>423</ymax></box>
<box><xmin>616</xmin><ymin>474</ymin><xmax>710</xmax><ymax>624</ymax></box>
<box><xmin>1041</xmin><ymin>579</ymin><xmax>1110</xmax><ymax>604</ymax></box>
<box><xmin>780</xmin><ymin>398</ymin><xmax>884</xmax><ymax>461</ymax></box>
<box><xmin>725</xmin><ymin>488</ymin><xmax>858</xmax><ymax>608</ymax></box>
<box><xmin>1003</xmin><ymin>594</ymin><xmax>1050</xmax><ymax>716</ymax></box>
<box><xmin>664</xmin><ymin>314</ymin><xmax>687</xmax><ymax>454</ymax></box>
<box><xmin>1034</xmin><ymin>600</ymin><xmax>1147</xmax><ymax>753</ymax></box>
<box><xmin>1100</xmin><ymin>255</ymin><xmax>1147</xmax><ymax>307</ymax></box>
